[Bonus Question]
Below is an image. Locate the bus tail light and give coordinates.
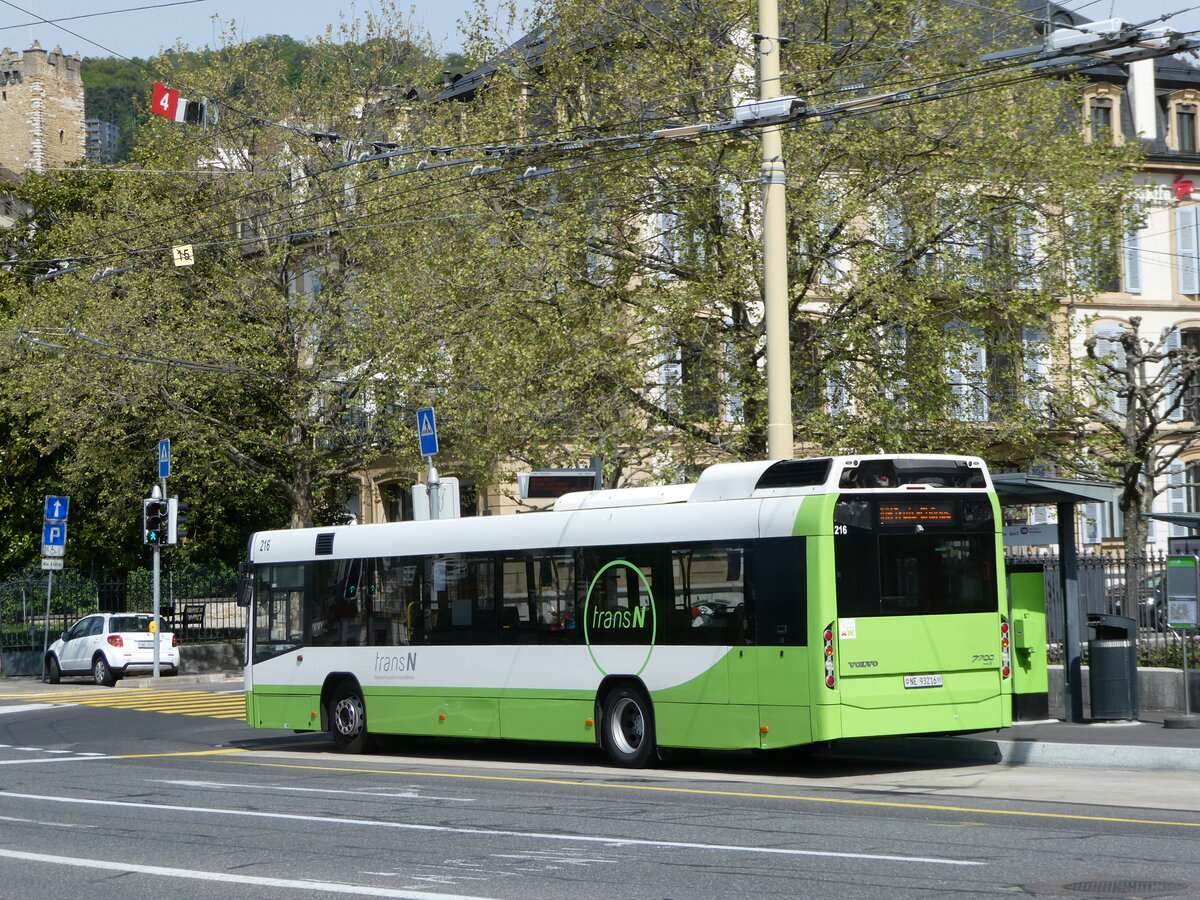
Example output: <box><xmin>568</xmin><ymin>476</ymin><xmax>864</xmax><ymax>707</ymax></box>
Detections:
<box><xmin>1000</xmin><ymin>618</ymin><xmax>1011</xmax><ymax>679</ymax></box>
<box><xmin>823</xmin><ymin>624</ymin><xmax>836</xmax><ymax>689</ymax></box>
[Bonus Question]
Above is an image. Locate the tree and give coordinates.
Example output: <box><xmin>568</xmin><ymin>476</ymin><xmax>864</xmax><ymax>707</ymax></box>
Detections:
<box><xmin>0</xmin><ymin>0</ymin><xmax>1152</xmax><ymax>564</ymax></box>
<box><xmin>2</xmin><ymin>7</ymin><xmax>449</xmax><ymax>560</ymax></box>
<box><xmin>1083</xmin><ymin>316</ymin><xmax>1200</xmax><ymax>558</ymax></box>
<box><xmin>431</xmin><ymin>0</ymin><xmax>1140</xmax><ymax>484</ymax></box>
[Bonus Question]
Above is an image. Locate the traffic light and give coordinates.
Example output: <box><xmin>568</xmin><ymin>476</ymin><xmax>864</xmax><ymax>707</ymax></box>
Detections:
<box><xmin>168</xmin><ymin>497</ymin><xmax>190</xmax><ymax>544</ymax></box>
<box><xmin>143</xmin><ymin>497</ymin><xmax>168</xmax><ymax>544</ymax></box>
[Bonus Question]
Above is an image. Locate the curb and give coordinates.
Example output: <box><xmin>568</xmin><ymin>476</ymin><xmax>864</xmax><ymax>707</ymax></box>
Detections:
<box><xmin>828</xmin><ymin>735</ymin><xmax>1200</xmax><ymax>773</ymax></box>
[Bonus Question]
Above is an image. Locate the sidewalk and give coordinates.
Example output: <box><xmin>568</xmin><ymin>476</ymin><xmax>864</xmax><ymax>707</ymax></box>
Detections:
<box><xmin>832</xmin><ymin>710</ymin><xmax>1200</xmax><ymax>772</ymax></box>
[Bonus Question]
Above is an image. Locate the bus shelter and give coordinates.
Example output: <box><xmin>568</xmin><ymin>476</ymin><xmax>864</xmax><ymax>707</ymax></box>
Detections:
<box><xmin>992</xmin><ymin>473</ymin><xmax>1120</xmax><ymax>723</ymax></box>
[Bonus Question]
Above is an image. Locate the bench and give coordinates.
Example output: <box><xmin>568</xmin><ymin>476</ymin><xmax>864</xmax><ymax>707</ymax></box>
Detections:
<box><xmin>162</xmin><ymin>602</ymin><xmax>205</xmax><ymax>635</ymax></box>
<box><xmin>180</xmin><ymin>602</ymin><xmax>205</xmax><ymax>634</ymax></box>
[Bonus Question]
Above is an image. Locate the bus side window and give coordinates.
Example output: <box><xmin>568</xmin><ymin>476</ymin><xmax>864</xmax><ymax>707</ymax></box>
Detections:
<box><xmin>426</xmin><ymin>553</ymin><xmax>496</xmax><ymax>644</ymax></box>
<box><xmin>753</xmin><ymin>537</ymin><xmax>807</xmax><ymax>646</ymax></box>
<box><xmin>499</xmin><ymin>551</ymin><xmax>578</xmax><ymax>644</ymax></box>
<box><xmin>669</xmin><ymin>544</ymin><xmax>746</xmax><ymax>645</ymax></box>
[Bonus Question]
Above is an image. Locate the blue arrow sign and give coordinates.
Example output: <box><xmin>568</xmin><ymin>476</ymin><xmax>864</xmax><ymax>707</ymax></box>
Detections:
<box><xmin>43</xmin><ymin>495</ymin><xmax>70</xmax><ymax>522</ymax></box>
<box><xmin>159</xmin><ymin>439</ymin><xmax>171</xmax><ymax>478</ymax></box>
<box><xmin>417</xmin><ymin>407</ymin><xmax>439</xmax><ymax>457</ymax></box>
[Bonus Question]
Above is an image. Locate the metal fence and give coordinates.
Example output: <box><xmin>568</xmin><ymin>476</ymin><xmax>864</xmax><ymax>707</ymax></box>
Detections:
<box><xmin>1005</xmin><ymin>549</ymin><xmax>1199</xmax><ymax>667</ymax></box>
<box><xmin>2</xmin><ymin>555</ymin><xmax>1193</xmax><ymax>666</ymax></box>
<box><xmin>0</xmin><ymin>567</ymin><xmax>241</xmax><ymax>653</ymax></box>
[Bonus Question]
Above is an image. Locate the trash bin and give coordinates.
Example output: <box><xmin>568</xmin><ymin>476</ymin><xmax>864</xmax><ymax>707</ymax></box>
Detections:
<box><xmin>1087</xmin><ymin>613</ymin><xmax>1139</xmax><ymax>721</ymax></box>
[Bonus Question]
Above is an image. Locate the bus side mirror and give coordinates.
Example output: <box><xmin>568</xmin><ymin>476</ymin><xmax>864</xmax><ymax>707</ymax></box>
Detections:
<box><xmin>236</xmin><ymin>561</ymin><xmax>253</xmax><ymax>608</ymax></box>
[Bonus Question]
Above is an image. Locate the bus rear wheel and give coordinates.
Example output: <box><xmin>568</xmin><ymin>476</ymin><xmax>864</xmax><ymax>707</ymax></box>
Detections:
<box><xmin>329</xmin><ymin>682</ymin><xmax>371</xmax><ymax>753</ymax></box>
<box><xmin>602</xmin><ymin>685</ymin><xmax>656</xmax><ymax>768</ymax></box>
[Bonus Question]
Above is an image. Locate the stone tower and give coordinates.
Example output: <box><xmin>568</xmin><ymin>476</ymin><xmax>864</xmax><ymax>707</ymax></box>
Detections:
<box><xmin>0</xmin><ymin>42</ymin><xmax>85</xmax><ymax>173</ymax></box>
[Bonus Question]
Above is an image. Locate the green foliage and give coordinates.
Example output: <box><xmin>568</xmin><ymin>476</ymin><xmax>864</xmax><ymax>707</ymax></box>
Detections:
<box><xmin>0</xmin><ymin>0</ymin><xmax>1147</xmax><ymax>565</ymax></box>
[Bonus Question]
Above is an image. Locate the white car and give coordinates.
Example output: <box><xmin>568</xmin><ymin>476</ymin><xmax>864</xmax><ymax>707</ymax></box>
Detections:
<box><xmin>45</xmin><ymin>613</ymin><xmax>180</xmax><ymax>686</ymax></box>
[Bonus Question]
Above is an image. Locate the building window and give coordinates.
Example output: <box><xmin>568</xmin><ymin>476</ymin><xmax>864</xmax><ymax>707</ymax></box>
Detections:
<box><xmin>1168</xmin><ymin>90</ymin><xmax>1200</xmax><ymax>153</ymax></box>
<box><xmin>1178</xmin><ymin>105</ymin><xmax>1197</xmax><ymax>153</ymax></box>
<box><xmin>1182</xmin><ymin>330</ymin><xmax>1200</xmax><ymax>420</ymax></box>
<box><xmin>1090</xmin><ymin>97</ymin><xmax>1113</xmax><ymax>141</ymax></box>
<box><xmin>1188</xmin><ymin>460</ymin><xmax>1200</xmax><ymax>516</ymax></box>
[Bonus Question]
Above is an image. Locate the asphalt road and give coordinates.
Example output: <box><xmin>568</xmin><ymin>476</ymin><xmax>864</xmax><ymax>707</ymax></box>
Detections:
<box><xmin>0</xmin><ymin>684</ymin><xmax>1199</xmax><ymax>899</ymax></box>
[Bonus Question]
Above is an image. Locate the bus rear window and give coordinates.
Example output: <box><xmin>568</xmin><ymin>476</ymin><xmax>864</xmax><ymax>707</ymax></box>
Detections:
<box><xmin>836</xmin><ymin>533</ymin><xmax>997</xmax><ymax>617</ymax></box>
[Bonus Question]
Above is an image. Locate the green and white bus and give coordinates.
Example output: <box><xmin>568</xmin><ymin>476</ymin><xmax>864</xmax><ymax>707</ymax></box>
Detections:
<box><xmin>241</xmin><ymin>454</ymin><xmax>1012</xmax><ymax>766</ymax></box>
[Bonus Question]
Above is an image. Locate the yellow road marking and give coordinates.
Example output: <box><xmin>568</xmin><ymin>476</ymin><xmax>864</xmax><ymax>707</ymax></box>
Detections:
<box><xmin>0</xmin><ymin>690</ymin><xmax>244</xmax><ymax>720</ymax></box>
<box><xmin>109</xmin><ymin>749</ymin><xmax>249</xmax><ymax>759</ymax></box>
<box><xmin>221</xmin><ymin>758</ymin><xmax>1200</xmax><ymax>830</ymax></box>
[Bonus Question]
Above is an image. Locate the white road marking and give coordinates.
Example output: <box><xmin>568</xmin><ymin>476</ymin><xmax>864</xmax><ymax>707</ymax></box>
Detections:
<box><xmin>156</xmin><ymin>779</ymin><xmax>473</xmax><ymax>802</ymax></box>
<box><xmin>0</xmin><ymin>704</ymin><xmax>61</xmax><ymax>715</ymax></box>
<box><xmin>0</xmin><ymin>848</ymin><xmax>500</xmax><ymax>899</ymax></box>
<box><xmin>0</xmin><ymin>756</ymin><xmax>116</xmax><ymax>766</ymax></box>
<box><xmin>1</xmin><ymin>790</ymin><xmax>982</xmax><ymax>867</ymax></box>
<box><xmin>0</xmin><ymin>814</ymin><xmax>96</xmax><ymax>828</ymax></box>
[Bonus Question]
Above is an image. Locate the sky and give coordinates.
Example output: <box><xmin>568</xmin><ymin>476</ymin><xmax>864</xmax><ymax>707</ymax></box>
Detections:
<box><xmin>0</xmin><ymin>1</ymin><xmax>535</xmax><ymax>58</ymax></box>
<box><xmin>2</xmin><ymin>1</ymin><xmax>1199</xmax><ymax>62</ymax></box>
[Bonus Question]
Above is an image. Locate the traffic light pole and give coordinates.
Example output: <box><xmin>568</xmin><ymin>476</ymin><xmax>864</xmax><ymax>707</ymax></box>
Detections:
<box><xmin>152</xmin><ymin>476</ymin><xmax>165</xmax><ymax>678</ymax></box>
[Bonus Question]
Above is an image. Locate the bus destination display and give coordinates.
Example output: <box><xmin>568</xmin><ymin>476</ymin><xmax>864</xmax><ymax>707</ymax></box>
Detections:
<box><xmin>878</xmin><ymin>501</ymin><xmax>956</xmax><ymax>525</ymax></box>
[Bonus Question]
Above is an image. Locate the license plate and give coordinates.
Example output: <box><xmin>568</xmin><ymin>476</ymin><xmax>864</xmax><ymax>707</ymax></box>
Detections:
<box><xmin>903</xmin><ymin>674</ymin><xmax>943</xmax><ymax>689</ymax></box>
<box><xmin>137</xmin><ymin>641</ymin><xmax>153</xmax><ymax>649</ymax></box>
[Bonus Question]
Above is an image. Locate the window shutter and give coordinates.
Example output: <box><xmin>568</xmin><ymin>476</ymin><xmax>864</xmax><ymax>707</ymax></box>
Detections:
<box><xmin>1023</xmin><ymin>326</ymin><xmax>1050</xmax><ymax>412</ymax></box>
<box><xmin>1092</xmin><ymin>324</ymin><xmax>1128</xmax><ymax>416</ymax></box>
<box><xmin>723</xmin><ymin>339</ymin><xmax>743</xmax><ymax>424</ymax></box>
<box><xmin>882</xmin><ymin>324</ymin><xmax>908</xmax><ymax>405</ymax></box>
<box><xmin>1016</xmin><ymin>219</ymin><xmax>1039</xmax><ymax>289</ymax></box>
<box><xmin>1081</xmin><ymin>502</ymin><xmax>1100</xmax><ymax>545</ymax></box>
<box><xmin>1165</xmin><ymin>327</ymin><xmax>1184</xmax><ymax>421</ymax></box>
<box><xmin>826</xmin><ymin>362</ymin><xmax>851</xmax><ymax>414</ymax></box>
<box><xmin>1177</xmin><ymin>205</ymin><xmax>1200</xmax><ymax>294</ymax></box>
<box><xmin>656</xmin><ymin>334</ymin><xmax>682</xmax><ymax>414</ymax></box>
<box><xmin>946</xmin><ymin>322</ymin><xmax>988</xmax><ymax>422</ymax></box>
<box><xmin>1169</xmin><ymin>463</ymin><xmax>1187</xmax><ymax>538</ymax></box>
<box><xmin>1124</xmin><ymin>223</ymin><xmax>1141</xmax><ymax>294</ymax></box>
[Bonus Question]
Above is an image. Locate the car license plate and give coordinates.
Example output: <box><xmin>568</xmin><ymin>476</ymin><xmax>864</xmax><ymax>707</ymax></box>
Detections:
<box><xmin>903</xmin><ymin>674</ymin><xmax>943</xmax><ymax>689</ymax></box>
<box><xmin>137</xmin><ymin>641</ymin><xmax>154</xmax><ymax>649</ymax></box>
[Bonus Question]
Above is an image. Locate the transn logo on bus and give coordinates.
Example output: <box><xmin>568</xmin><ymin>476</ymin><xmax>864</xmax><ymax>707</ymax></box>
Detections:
<box><xmin>375</xmin><ymin>651</ymin><xmax>418</xmax><ymax>673</ymax></box>
<box><xmin>591</xmin><ymin>605</ymin><xmax>648</xmax><ymax>630</ymax></box>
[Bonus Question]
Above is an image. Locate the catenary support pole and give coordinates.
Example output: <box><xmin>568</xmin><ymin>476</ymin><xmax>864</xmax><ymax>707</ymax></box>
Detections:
<box><xmin>758</xmin><ymin>0</ymin><xmax>792</xmax><ymax>461</ymax></box>
<box><xmin>1057</xmin><ymin>501</ymin><xmax>1084</xmax><ymax>722</ymax></box>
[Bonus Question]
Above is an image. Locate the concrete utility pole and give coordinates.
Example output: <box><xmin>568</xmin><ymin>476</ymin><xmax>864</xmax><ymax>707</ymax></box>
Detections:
<box><xmin>757</xmin><ymin>0</ymin><xmax>792</xmax><ymax>461</ymax></box>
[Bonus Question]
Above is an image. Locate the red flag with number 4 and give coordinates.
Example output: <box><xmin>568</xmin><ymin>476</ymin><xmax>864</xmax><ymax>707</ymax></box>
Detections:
<box><xmin>151</xmin><ymin>82</ymin><xmax>180</xmax><ymax>120</ymax></box>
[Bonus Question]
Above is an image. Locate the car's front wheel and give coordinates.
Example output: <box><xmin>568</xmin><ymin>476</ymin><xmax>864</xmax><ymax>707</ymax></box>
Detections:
<box><xmin>45</xmin><ymin>656</ymin><xmax>60</xmax><ymax>684</ymax></box>
<box><xmin>92</xmin><ymin>655</ymin><xmax>116</xmax><ymax>687</ymax></box>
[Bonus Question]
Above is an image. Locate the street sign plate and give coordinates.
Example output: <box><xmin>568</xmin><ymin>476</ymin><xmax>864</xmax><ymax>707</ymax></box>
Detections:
<box><xmin>159</xmin><ymin>438</ymin><xmax>171</xmax><ymax>478</ymax></box>
<box><xmin>43</xmin><ymin>495</ymin><xmax>70</xmax><ymax>522</ymax></box>
<box><xmin>417</xmin><ymin>407</ymin><xmax>439</xmax><ymax>457</ymax></box>
<box><xmin>41</xmin><ymin>557</ymin><xmax>63</xmax><ymax>571</ymax></box>
<box><xmin>42</xmin><ymin>522</ymin><xmax>66</xmax><ymax>557</ymax></box>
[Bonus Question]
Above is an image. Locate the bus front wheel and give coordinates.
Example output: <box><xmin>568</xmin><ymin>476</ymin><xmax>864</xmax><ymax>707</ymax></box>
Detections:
<box><xmin>601</xmin><ymin>685</ymin><xmax>656</xmax><ymax>768</ymax></box>
<box><xmin>329</xmin><ymin>682</ymin><xmax>371</xmax><ymax>753</ymax></box>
